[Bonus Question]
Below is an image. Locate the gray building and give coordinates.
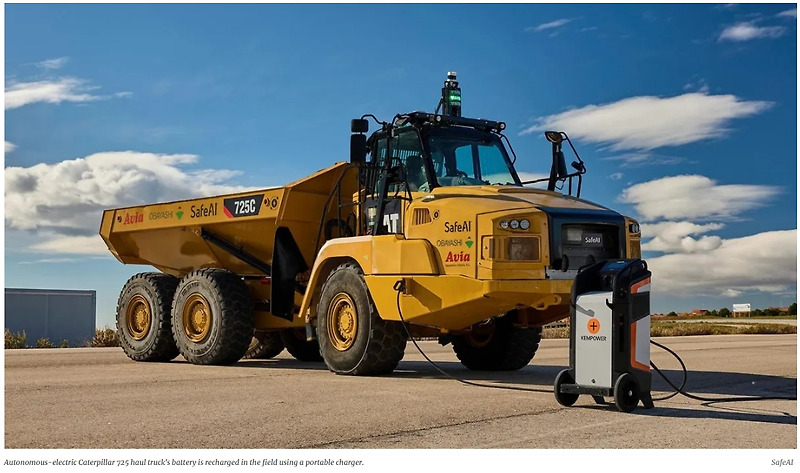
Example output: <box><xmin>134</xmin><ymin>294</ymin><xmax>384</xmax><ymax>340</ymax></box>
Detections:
<box><xmin>5</xmin><ymin>288</ymin><xmax>96</xmax><ymax>347</ymax></box>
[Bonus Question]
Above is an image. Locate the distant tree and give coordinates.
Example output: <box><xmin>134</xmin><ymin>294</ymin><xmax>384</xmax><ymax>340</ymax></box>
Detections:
<box><xmin>718</xmin><ymin>307</ymin><xmax>731</xmax><ymax>318</ymax></box>
<box><xmin>708</xmin><ymin>309</ymin><xmax>718</xmax><ymax>317</ymax></box>
<box><xmin>766</xmin><ymin>307</ymin><xmax>781</xmax><ymax>316</ymax></box>
<box><xmin>752</xmin><ymin>308</ymin><xmax>764</xmax><ymax>316</ymax></box>
<box><xmin>667</xmin><ymin>311</ymin><xmax>678</xmax><ymax>317</ymax></box>
<box><xmin>790</xmin><ymin>303</ymin><xmax>797</xmax><ymax>316</ymax></box>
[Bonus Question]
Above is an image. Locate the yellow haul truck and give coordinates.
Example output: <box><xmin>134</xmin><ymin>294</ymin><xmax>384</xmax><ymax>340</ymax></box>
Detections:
<box><xmin>101</xmin><ymin>72</ymin><xmax>642</xmax><ymax>375</ymax></box>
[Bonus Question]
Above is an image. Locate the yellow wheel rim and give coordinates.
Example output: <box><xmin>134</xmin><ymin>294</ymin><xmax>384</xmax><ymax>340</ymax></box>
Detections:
<box><xmin>327</xmin><ymin>293</ymin><xmax>357</xmax><ymax>351</ymax></box>
<box><xmin>126</xmin><ymin>294</ymin><xmax>151</xmax><ymax>341</ymax></box>
<box><xmin>182</xmin><ymin>294</ymin><xmax>212</xmax><ymax>342</ymax></box>
<box><xmin>465</xmin><ymin>321</ymin><xmax>495</xmax><ymax>348</ymax></box>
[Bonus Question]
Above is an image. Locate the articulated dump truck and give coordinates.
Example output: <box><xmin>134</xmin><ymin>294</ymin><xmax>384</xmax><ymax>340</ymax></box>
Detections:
<box><xmin>100</xmin><ymin>72</ymin><xmax>642</xmax><ymax>375</ymax></box>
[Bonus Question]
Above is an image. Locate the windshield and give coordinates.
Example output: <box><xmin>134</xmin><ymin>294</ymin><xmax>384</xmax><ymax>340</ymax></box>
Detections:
<box><xmin>426</xmin><ymin>128</ymin><xmax>520</xmax><ymax>188</ymax></box>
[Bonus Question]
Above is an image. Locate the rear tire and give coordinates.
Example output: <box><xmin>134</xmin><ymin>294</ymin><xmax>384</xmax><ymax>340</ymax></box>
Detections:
<box><xmin>317</xmin><ymin>262</ymin><xmax>407</xmax><ymax>375</ymax></box>
<box><xmin>116</xmin><ymin>272</ymin><xmax>180</xmax><ymax>362</ymax></box>
<box><xmin>244</xmin><ymin>330</ymin><xmax>284</xmax><ymax>359</ymax></box>
<box><xmin>280</xmin><ymin>329</ymin><xmax>323</xmax><ymax>362</ymax></box>
<box><xmin>171</xmin><ymin>268</ymin><xmax>253</xmax><ymax>365</ymax></box>
<box><xmin>452</xmin><ymin>313</ymin><xmax>542</xmax><ymax>371</ymax></box>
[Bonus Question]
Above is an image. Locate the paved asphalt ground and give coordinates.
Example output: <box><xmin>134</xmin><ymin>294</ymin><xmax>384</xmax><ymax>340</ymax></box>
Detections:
<box><xmin>4</xmin><ymin>335</ymin><xmax>796</xmax><ymax>450</ymax></box>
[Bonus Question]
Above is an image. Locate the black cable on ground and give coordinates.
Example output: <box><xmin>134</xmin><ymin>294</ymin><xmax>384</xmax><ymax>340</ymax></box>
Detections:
<box><xmin>393</xmin><ymin>284</ymin><xmax>551</xmax><ymax>394</ymax></box>
<box><xmin>649</xmin><ymin>338</ymin><xmax>796</xmax><ymax>403</ymax></box>
<box><xmin>649</xmin><ymin>339</ymin><xmax>687</xmax><ymax>401</ymax></box>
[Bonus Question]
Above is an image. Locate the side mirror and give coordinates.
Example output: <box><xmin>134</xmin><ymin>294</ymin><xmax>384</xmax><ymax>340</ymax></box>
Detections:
<box><xmin>351</xmin><ymin>119</ymin><xmax>369</xmax><ymax>133</ymax></box>
<box><xmin>350</xmin><ymin>134</ymin><xmax>367</xmax><ymax>164</ymax></box>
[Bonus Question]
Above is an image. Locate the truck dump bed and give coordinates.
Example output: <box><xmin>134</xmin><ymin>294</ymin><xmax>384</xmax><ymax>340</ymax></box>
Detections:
<box><xmin>100</xmin><ymin>163</ymin><xmax>357</xmax><ymax>278</ymax></box>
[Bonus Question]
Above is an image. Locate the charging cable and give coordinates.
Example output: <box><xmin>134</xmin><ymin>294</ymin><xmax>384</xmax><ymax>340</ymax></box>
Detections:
<box><xmin>392</xmin><ymin>281</ymin><xmax>551</xmax><ymax>394</ymax></box>
<box><xmin>649</xmin><ymin>339</ymin><xmax>796</xmax><ymax>403</ymax></box>
<box><xmin>394</xmin><ymin>281</ymin><xmax>797</xmax><ymax>404</ymax></box>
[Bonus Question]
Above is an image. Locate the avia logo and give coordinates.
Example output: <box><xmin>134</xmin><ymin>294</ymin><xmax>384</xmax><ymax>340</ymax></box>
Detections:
<box><xmin>445</xmin><ymin>251</ymin><xmax>470</xmax><ymax>263</ymax></box>
<box><xmin>465</xmin><ymin>237</ymin><xmax>474</xmax><ymax>248</ymax></box>
<box><xmin>123</xmin><ymin>212</ymin><xmax>144</xmax><ymax>225</ymax></box>
<box><xmin>176</xmin><ymin>210</ymin><xmax>184</xmax><ymax>219</ymax></box>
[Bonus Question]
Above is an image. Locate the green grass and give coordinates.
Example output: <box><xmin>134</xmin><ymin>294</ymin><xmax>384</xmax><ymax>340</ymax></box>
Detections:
<box><xmin>656</xmin><ymin>315</ymin><xmax>796</xmax><ymax>321</ymax></box>
<box><xmin>651</xmin><ymin>322</ymin><xmax>796</xmax><ymax>337</ymax></box>
<box><xmin>88</xmin><ymin>328</ymin><xmax>120</xmax><ymax>348</ymax></box>
<box><xmin>541</xmin><ymin>322</ymin><xmax>796</xmax><ymax>339</ymax></box>
<box><xmin>4</xmin><ymin>329</ymin><xmax>27</xmax><ymax>349</ymax></box>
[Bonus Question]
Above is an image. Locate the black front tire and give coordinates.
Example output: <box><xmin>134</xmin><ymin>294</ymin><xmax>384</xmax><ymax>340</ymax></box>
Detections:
<box><xmin>171</xmin><ymin>268</ymin><xmax>253</xmax><ymax>365</ymax></box>
<box><xmin>116</xmin><ymin>272</ymin><xmax>180</xmax><ymax>362</ymax></box>
<box><xmin>452</xmin><ymin>314</ymin><xmax>542</xmax><ymax>371</ymax></box>
<box><xmin>280</xmin><ymin>329</ymin><xmax>323</xmax><ymax>362</ymax></box>
<box><xmin>317</xmin><ymin>263</ymin><xmax>407</xmax><ymax>375</ymax></box>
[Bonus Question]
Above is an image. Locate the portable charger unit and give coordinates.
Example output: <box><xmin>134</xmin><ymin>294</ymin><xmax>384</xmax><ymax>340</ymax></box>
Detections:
<box><xmin>554</xmin><ymin>259</ymin><xmax>653</xmax><ymax>412</ymax></box>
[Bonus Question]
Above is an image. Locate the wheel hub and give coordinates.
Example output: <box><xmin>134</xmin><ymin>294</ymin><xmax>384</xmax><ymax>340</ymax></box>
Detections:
<box><xmin>126</xmin><ymin>294</ymin><xmax>152</xmax><ymax>341</ymax></box>
<box><xmin>327</xmin><ymin>293</ymin><xmax>357</xmax><ymax>351</ymax></box>
<box><xmin>182</xmin><ymin>294</ymin><xmax>212</xmax><ymax>342</ymax></box>
<box><xmin>465</xmin><ymin>320</ymin><xmax>496</xmax><ymax>348</ymax></box>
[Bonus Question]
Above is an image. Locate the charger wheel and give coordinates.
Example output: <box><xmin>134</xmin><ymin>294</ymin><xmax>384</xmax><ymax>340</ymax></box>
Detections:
<box><xmin>554</xmin><ymin>369</ymin><xmax>579</xmax><ymax>407</ymax></box>
<box><xmin>614</xmin><ymin>373</ymin><xmax>640</xmax><ymax>413</ymax></box>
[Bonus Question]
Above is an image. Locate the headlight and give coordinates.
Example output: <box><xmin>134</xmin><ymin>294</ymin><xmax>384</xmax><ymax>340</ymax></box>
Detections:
<box><xmin>566</xmin><ymin>227</ymin><xmax>582</xmax><ymax>242</ymax></box>
<box><xmin>510</xmin><ymin>219</ymin><xmax>520</xmax><ymax>230</ymax></box>
<box><xmin>520</xmin><ymin>219</ymin><xmax>530</xmax><ymax>230</ymax></box>
<box><xmin>507</xmin><ymin>237</ymin><xmax>540</xmax><ymax>261</ymax></box>
<box><xmin>629</xmin><ymin>223</ymin><xmax>640</xmax><ymax>234</ymax></box>
<box><xmin>500</xmin><ymin>220</ymin><xmax>509</xmax><ymax>230</ymax></box>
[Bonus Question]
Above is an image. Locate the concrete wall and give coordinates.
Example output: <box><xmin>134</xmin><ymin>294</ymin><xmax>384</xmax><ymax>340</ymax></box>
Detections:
<box><xmin>5</xmin><ymin>288</ymin><xmax>96</xmax><ymax>347</ymax></box>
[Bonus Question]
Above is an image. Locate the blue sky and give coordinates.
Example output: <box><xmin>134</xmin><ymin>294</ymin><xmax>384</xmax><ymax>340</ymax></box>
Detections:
<box><xmin>4</xmin><ymin>3</ymin><xmax>797</xmax><ymax>328</ymax></box>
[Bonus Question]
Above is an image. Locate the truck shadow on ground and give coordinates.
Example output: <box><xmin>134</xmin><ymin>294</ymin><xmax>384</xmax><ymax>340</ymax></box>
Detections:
<box><xmin>239</xmin><ymin>358</ymin><xmax>796</xmax><ymax>403</ymax></box>
<box><xmin>239</xmin><ymin>357</ymin><xmax>795</xmax><ymax>424</ymax></box>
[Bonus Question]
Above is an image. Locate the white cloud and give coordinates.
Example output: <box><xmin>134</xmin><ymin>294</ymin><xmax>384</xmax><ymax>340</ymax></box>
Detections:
<box><xmin>641</xmin><ymin>221</ymin><xmax>725</xmax><ymax>253</ymax></box>
<box><xmin>683</xmin><ymin>78</ymin><xmax>710</xmax><ymax>94</ymax></box>
<box><xmin>5</xmin><ymin>141</ymin><xmax>17</xmax><ymax>153</ymax></box>
<box><xmin>603</xmin><ymin>151</ymin><xmax>685</xmax><ymax>167</ymax></box>
<box><xmin>523</xmin><ymin>93</ymin><xmax>773</xmax><ymax>151</ymax></box>
<box><xmin>647</xmin><ymin>230</ymin><xmax>797</xmax><ymax>297</ymax></box>
<box><xmin>721</xmin><ymin>289</ymin><xmax>742</xmax><ymax>298</ymax></box>
<box><xmin>778</xmin><ymin>9</ymin><xmax>797</xmax><ymax>18</ymax></box>
<box><xmin>5</xmin><ymin>78</ymin><xmax>104</xmax><ymax>110</ymax></box>
<box><xmin>526</xmin><ymin>18</ymin><xmax>573</xmax><ymax>32</ymax></box>
<box><xmin>36</xmin><ymin>57</ymin><xmax>69</xmax><ymax>70</ymax></box>
<box><xmin>619</xmin><ymin>175</ymin><xmax>779</xmax><ymax>221</ymax></box>
<box><xmin>719</xmin><ymin>22</ymin><xmax>787</xmax><ymax>42</ymax></box>
<box><xmin>28</xmin><ymin>236</ymin><xmax>109</xmax><ymax>256</ymax></box>
<box><xmin>609</xmin><ymin>172</ymin><xmax>623</xmax><ymax>180</ymax></box>
<box><xmin>5</xmin><ymin>151</ymin><xmax>251</xmax><ymax>246</ymax></box>
<box><xmin>19</xmin><ymin>257</ymin><xmax>83</xmax><ymax>264</ymax></box>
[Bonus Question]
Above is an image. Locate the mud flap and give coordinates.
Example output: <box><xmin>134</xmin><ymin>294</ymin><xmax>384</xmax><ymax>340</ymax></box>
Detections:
<box><xmin>271</xmin><ymin>227</ymin><xmax>308</xmax><ymax>320</ymax></box>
